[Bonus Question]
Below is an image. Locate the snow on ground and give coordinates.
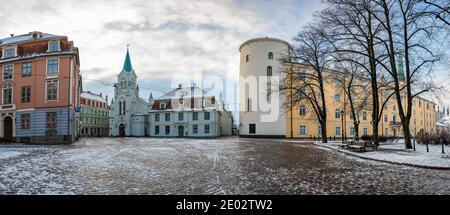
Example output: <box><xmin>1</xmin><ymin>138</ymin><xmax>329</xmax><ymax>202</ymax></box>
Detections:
<box><xmin>312</xmin><ymin>139</ymin><xmax>450</xmax><ymax>169</ymax></box>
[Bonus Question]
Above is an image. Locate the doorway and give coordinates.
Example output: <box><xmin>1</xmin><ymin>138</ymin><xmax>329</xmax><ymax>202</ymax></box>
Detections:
<box><xmin>119</xmin><ymin>124</ymin><xmax>126</xmax><ymax>137</ymax></box>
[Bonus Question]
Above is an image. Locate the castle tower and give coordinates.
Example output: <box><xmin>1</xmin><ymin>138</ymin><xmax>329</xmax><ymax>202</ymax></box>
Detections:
<box><xmin>239</xmin><ymin>37</ymin><xmax>290</xmax><ymax>137</ymax></box>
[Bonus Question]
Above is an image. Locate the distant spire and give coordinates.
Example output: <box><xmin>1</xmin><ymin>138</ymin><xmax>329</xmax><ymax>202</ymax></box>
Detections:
<box><xmin>122</xmin><ymin>45</ymin><xmax>133</xmax><ymax>73</ymax></box>
<box><xmin>110</xmin><ymin>98</ymin><xmax>114</xmax><ymax>105</ymax></box>
<box><xmin>149</xmin><ymin>93</ymin><xmax>153</xmax><ymax>101</ymax></box>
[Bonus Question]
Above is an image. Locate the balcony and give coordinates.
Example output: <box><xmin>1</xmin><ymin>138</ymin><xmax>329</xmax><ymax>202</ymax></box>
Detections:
<box><xmin>390</xmin><ymin>121</ymin><xmax>402</xmax><ymax>127</ymax></box>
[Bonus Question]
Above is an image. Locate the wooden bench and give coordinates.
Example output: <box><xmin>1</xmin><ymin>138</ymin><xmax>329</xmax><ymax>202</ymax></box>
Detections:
<box><xmin>338</xmin><ymin>141</ymin><xmax>353</xmax><ymax>149</ymax></box>
<box><xmin>363</xmin><ymin>141</ymin><xmax>378</xmax><ymax>151</ymax></box>
<box><xmin>348</xmin><ymin>144</ymin><xmax>365</xmax><ymax>152</ymax></box>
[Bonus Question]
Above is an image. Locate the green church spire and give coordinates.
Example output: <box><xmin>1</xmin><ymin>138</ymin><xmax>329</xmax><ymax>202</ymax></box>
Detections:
<box><xmin>397</xmin><ymin>52</ymin><xmax>405</xmax><ymax>81</ymax></box>
<box><xmin>122</xmin><ymin>46</ymin><xmax>133</xmax><ymax>73</ymax></box>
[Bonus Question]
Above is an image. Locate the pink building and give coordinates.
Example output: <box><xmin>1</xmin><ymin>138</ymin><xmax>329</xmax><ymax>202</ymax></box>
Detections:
<box><xmin>0</xmin><ymin>31</ymin><xmax>81</xmax><ymax>144</ymax></box>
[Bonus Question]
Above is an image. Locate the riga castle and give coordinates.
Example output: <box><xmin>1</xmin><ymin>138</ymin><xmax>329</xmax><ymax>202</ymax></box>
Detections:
<box><xmin>239</xmin><ymin>37</ymin><xmax>438</xmax><ymax>139</ymax></box>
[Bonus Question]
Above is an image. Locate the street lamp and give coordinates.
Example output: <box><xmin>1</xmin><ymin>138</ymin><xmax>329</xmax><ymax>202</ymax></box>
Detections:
<box><xmin>341</xmin><ymin>110</ymin><xmax>345</xmax><ymax>144</ymax></box>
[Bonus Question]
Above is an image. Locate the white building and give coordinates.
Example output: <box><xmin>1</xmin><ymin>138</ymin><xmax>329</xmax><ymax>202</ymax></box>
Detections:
<box><xmin>239</xmin><ymin>37</ymin><xmax>290</xmax><ymax>138</ymax></box>
<box><xmin>148</xmin><ymin>84</ymin><xmax>233</xmax><ymax>138</ymax></box>
<box><xmin>109</xmin><ymin>48</ymin><xmax>150</xmax><ymax>137</ymax></box>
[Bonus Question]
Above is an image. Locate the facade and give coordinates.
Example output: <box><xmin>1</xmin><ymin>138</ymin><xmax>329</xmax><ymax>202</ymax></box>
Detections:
<box><xmin>239</xmin><ymin>37</ymin><xmax>438</xmax><ymax>139</ymax></box>
<box><xmin>109</xmin><ymin>48</ymin><xmax>150</xmax><ymax>137</ymax></box>
<box><xmin>80</xmin><ymin>91</ymin><xmax>109</xmax><ymax>137</ymax></box>
<box><xmin>239</xmin><ymin>37</ymin><xmax>290</xmax><ymax>138</ymax></box>
<box><xmin>0</xmin><ymin>32</ymin><xmax>81</xmax><ymax>144</ymax></box>
<box><xmin>149</xmin><ymin>84</ymin><xmax>233</xmax><ymax>138</ymax></box>
<box><xmin>285</xmin><ymin>64</ymin><xmax>438</xmax><ymax>139</ymax></box>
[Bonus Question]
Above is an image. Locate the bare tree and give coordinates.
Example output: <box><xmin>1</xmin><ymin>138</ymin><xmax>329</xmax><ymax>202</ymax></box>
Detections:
<box><xmin>280</xmin><ymin>24</ymin><xmax>333</xmax><ymax>143</ymax></box>
<box><xmin>422</xmin><ymin>0</ymin><xmax>450</xmax><ymax>26</ymax></box>
<box><xmin>367</xmin><ymin>0</ymin><xmax>444</xmax><ymax>149</ymax></box>
<box><xmin>321</xmin><ymin>0</ymin><xmax>395</xmax><ymax>145</ymax></box>
<box><xmin>332</xmin><ymin>54</ymin><xmax>371</xmax><ymax>140</ymax></box>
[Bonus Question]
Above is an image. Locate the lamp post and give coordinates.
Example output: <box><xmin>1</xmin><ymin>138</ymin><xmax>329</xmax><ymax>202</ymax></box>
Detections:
<box><xmin>341</xmin><ymin>110</ymin><xmax>345</xmax><ymax>144</ymax></box>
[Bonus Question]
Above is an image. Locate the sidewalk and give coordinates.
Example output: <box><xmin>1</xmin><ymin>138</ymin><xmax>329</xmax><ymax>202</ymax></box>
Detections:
<box><xmin>290</xmin><ymin>139</ymin><xmax>450</xmax><ymax>169</ymax></box>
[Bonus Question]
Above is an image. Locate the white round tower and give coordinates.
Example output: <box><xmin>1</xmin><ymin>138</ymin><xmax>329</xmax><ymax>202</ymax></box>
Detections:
<box><xmin>239</xmin><ymin>37</ymin><xmax>290</xmax><ymax>137</ymax></box>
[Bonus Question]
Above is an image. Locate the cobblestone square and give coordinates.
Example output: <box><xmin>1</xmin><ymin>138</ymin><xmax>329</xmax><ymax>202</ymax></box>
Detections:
<box><xmin>1</xmin><ymin>138</ymin><xmax>450</xmax><ymax>195</ymax></box>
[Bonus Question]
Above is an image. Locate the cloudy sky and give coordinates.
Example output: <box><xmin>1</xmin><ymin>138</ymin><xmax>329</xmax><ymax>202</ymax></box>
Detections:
<box><xmin>0</xmin><ymin>0</ymin><xmax>325</xmax><ymax>108</ymax></box>
<box><xmin>0</xmin><ymin>0</ymin><xmax>448</xmax><ymax>110</ymax></box>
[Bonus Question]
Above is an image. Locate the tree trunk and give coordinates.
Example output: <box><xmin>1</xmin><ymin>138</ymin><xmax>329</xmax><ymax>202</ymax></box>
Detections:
<box><xmin>321</xmin><ymin>120</ymin><xmax>328</xmax><ymax>143</ymax></box>
<box><xmin>354</xmin><ymin>122</ymin><xmax>359</xmax><ymax>141</ymax></box>
<box><xmin>402</xmin><ymin>121</ymin><xmax>413</xmax><ymax>149</ymax></box>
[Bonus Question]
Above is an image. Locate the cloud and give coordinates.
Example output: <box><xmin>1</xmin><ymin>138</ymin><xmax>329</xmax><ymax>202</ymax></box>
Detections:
<box><xmin>0</xmin><ymin>0</ymin><xmax>326</xmax><ymax>106</ymax></box>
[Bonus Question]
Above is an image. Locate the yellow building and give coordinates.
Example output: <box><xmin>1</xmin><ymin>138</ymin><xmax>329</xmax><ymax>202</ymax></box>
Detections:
<box><xmin>285</xmin><ymin>64</ymin><xmax>437</xmax><ymax>139</ymax></box>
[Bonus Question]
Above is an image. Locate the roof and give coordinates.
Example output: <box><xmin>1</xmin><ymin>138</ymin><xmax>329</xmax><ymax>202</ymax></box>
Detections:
<box><xmin>81</xmin><ymin>91</ymin><xmax>107</xmax><ymax>103</ymax></box>
<box><xmin>239</xmin><ymin>37</ymin><xmax>291</xmax><ymax>52</ymax></box>
<box><xmin>0</xmin><ymin>32</ymin><xmax>65</xmax><ymax>46</ymax></box>
<box><xmin>158</xmin><ymin>85</ymin><xmax>209</xmax><ymax>99</ymax></box>
<box><xmin>122</xmin><ymin>48</ymin><xmax>133</xmax><ymax>72</ymax></box>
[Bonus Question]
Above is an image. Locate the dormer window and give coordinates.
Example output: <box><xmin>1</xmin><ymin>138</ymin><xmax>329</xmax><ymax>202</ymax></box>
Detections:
<box><xmin>3</xmin><ymin>47</ymin><xmax>16</xmax><ymax>59</ymax></box>
<box><xmin>30</xmin><ymin>31</ymin><xmax>42</xmax><ymax>39</ymax></box>
<box><xmin>48</xmin><ymin>41</ymin><xmax>60</xmax><ymax>52</ymax></box>
<box><xmin>160</xmin><ymin>103</ymin><xmax>166</xmax><ymax>110</ymax></box>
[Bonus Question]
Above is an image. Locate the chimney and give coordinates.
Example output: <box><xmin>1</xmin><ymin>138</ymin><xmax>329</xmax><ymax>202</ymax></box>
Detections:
<box><xmin>10</xmin><ymin>34</ymin><xmax>14</xmax><ymax>37</ymax></box>
<box><xmin>100</xmin><ymin>93</ymin><xmax>103</xmax><ymax>97</ymax></box>
<box><xmin>191</xmin><ymin>83</ymin><xmax>194</xmax><ymax>109</ymax></box>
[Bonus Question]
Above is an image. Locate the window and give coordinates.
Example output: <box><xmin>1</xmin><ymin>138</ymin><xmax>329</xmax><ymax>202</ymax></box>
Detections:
<box><xmin>393</xmin><ymin>105</ymin><xmax>396</xmax><ymax>111</ymax></box>
<box><xmin>267</xmin><ymin>66</ymin><xmax>272</xmax><ymax>76</ymax></box>
<box><xmin>350</xmin><ymin>127</ymin><xmax>355</xmax><ymax>136</ymax></box>
<box><xmin>363</xmin><ymin>128</ymin><xmax>368</xmax><ymax>135</ymax></box>
<box><xmin>384</xmin><ymin>128</ymin><xmax>388</xmax><ymax>136</ymax></box>
<box><xmin>204</xmin><ymin>125</ymin><xmax>210</xmax><ymax>134</ymax></box>
<box><xmin>247</xmin><ymin>98</ymin><xmax>252</xmax><ymax>112</ymax></box>
<box><xmin>21</xmin><ymin>86</ymin><xmax>31</xmax><ymax>103</ymax></box>
<box><xmin>299</xmin><ymin>105</ymin><xmax>306</xmax><ymax>116</ymax></box>
<box><xmin>299</xmin><ymin>73</ymin><xmax>306</xmax><ymax>82</ymax></box>
<box><xmin>47</xmin><ymin>59</ymin><xmax>59</xmax><ymax>75</ymax></box>
<box><xmin>123</xmin><ymin>101</ymin><xmax>126</xmax><ymax>115</ymax></box>
<box><xmin>249</xmin><ymin>124</ymin><xmax>256</xmax><ymax>134</ymax></box>
<box><xmin>119</xmin><ymin>101</ymin><xmax>122</xmax><ymax>115</ymax></box>
<box><xmin>384</xmin><ymin>115</ymin><xmax>388</xmax><ymax>123</ymax></box>
<box><xmin>268</xmin><ymin>52</ymin><xmax>273</xmax><ymax>60</ymax></box>
<box><xmin>46</xmin><ymin>112</ymin><xmax>57</xmax><ymax>128</ymax></box>
<box><xmin>335</xmin><ymin>109</ymin><xmax>341</xmax><ymax>119</ymax></box>
<box><xmin>155</xmin><ymin>114</ymin><xmax>160</xmax><ymax>122</ymax></box>
<box><xmin>46</xmin><ymin>79</ymin><xmax>58</xmax><ymax>101</ymax></box>
<box><xmin>165</xmin><ymin>113</ymin><xmax>170</xmax><ymax>121</ymax></box>
<box><xmin>334</xmin><ymin>94</ymin><xmax>341</xmax><ymax>102</ymax></box>
<box><xmin>48</xmin><ymin>41</ymin><xmax>60</xmax><ymax>52</ymax></box>
<box><xmin>22</xmin><ymin>63</ymin><xmax>32</xmax><ymax>77</ymax></box>
<box><xmin>3</xmin><ymin>83</ymin><xmax>12</xmax><ymax>105</ymax></box>
<box><xmin>299</xmin><ymin>125</ymin><xmax>307</xmax><ymax>135</ymax></box>
<box><xmin>334</xmin><ymin>79</ymin><xmax>341</xmax><ymax>87</ymax></box>
<box><xmin>160</xmin><ymin>103</ymin><xmax>166</xmax><ymax>109</ymax></box>
<box><xmin>246</xmin><ymin>55</ymin><xmax>249</xmax><ymax>62</ymax></box>
<box><xmin>165</xmin><ymin>125</ymin><xmax>170</xmax><ymax>135</ymax></box>
<box><xmin>193</xmin><ymin>125</ymin><xmax>198</xmax><ymax>134</ymax></box>
<box><xmin>178</xmin><ymin>112</ymin><xmax>184</xmax><ymax>121</ymax></box>
<box><xmin>204</xmin><ymin>112</ymin><xmax>210</xmax><ymax>120</ymax></box>
<box><xmin>193</xmin><ymin>112</ymin><xmax>198</xmax><ymax>121</ymax></box>
<box><xmin>336</xmin><ymin>126</ymin><xmax>341</xmax><ymax>136</ymax></box>
<box><xmin>3</xmin><ymin>65</ymin><xmax>13</xmax><ymax>80</ymax></box>
<box><xmin>3</xmin><ymin>48</ymin><xmax>15</xmax><ymax>58</ymax></box>
<box><xmin>362</xmin><ymin>112</ymin><xmax>367</xmax><ymax>121</ymax></box>
<box><xmin>155</xmin><ymin>126</ymin><xmax>160</xmax><ymax>135</ymax></box>
<box><xmin>21</xmin><ymin>114</ymin><xmax>31</xmax><ymax>129</ymax></box>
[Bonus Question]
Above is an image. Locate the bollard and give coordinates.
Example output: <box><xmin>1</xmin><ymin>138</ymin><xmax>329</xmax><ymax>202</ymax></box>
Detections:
<box><xmin>426</xmin><ymin>144</ymin><xmax>429</xmax><ymax>153</ymax></box>
<box><xmin>413</xmin><ymin>136</ymin><xmax>416</xmax><ymax>151</ymax></box>
<box><xmin>442</xmin><ymin>140</ymin><xmax>445</xmax><ymax>154</ymax></box>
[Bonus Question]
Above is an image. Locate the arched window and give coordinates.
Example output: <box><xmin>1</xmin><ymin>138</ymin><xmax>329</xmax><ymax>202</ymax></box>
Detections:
<box><xmin>384</xmin><ymin>115</ymin><xmax>388</xmax><ymax>122</ymax></box>
<box><xmin>362</xmin><ymin>112</ymin><xmax>367</xmax><ymax>121</ymax></box>
<box><xmin>335</xmin><ymin>109</ymin><xmax>341</xmax><ymax>119</ymax></box>
<box><xmin>247</xmin><ymin>98</ymin><xmax>252</xmax><ymax>112</ymax></box>
<box><xmin>393</xmin><ymin>115</ymin><xmax>397</xmax><ymax>122</ymax></box>
<box><xmin>299</xmin><ymin>105</ymin><xmax>306</xmax><ymax>116</ymax></box>
<box><xmin>267</xmin><ymin>66</ymin><xmax>272</xmax><ymax>76</ymax></box>
<box><xmin>268</xmin><ymin>52</ymin><xmax>273</xmax><ymax>60</ymax></box>
<box><xmin>246</xmin><ymin>55</ymin><xmax>249</xmax><ymax>63</ymax></box>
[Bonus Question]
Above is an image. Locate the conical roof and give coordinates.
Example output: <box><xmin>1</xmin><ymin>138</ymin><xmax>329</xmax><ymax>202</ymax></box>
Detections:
<box><xmin>122</xmin><ymin>48</ymin><xmax>133</xmax><ymax>73</ymax></box>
